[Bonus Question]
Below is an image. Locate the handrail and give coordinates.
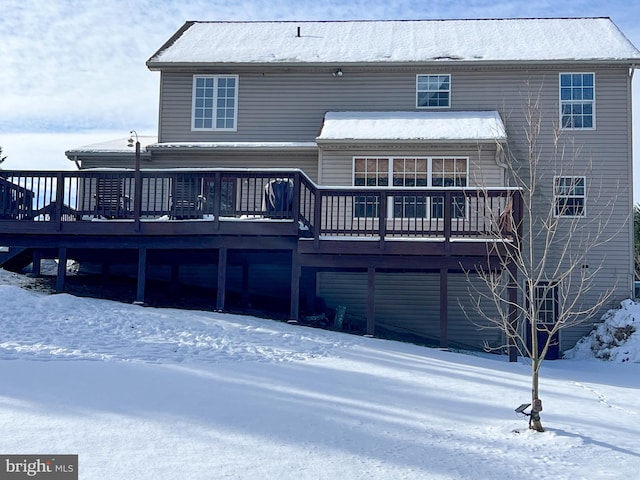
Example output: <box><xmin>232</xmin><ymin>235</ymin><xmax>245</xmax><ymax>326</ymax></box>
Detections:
<box><xmin>0</xmin><ymin>169</ymin><xmax>522</xmax><ymax>245</ymax></box>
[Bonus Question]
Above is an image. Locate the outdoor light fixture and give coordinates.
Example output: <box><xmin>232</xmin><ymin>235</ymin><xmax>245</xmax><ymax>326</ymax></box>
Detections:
<box><xmin>127</xmin><ymin>130</ymin><xmax>142</xmax><ymax>231</ymax></box>
<box><xmin>332</xmin><ymin>68</ymin><xmax>343</xmax><ymax>77</ymax></box>
<box><xmin>127</xmin><ymin>130</ymin><xmax>141</xmax><ymax>174</ymax></box>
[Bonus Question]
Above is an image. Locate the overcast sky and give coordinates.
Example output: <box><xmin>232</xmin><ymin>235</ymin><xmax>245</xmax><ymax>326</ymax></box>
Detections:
<box><xmin>1</xmin><ymin>0</ymin><xmax>640</xmax><ymax>193</ymax></box>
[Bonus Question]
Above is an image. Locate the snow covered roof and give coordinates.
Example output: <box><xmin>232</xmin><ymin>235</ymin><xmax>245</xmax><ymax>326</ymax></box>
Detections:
<box><xmin>65</xmin><ymin>136</ymin><xmax>158</xmax><ymax>157</ymax></box>
<box><xmin>148</xmin><ymin>18</ymin><xmax>640</xmax><ymax>67</ymax></box>
<box><xmin>317</xmin><ymin>111</ymin><xmax>507</xmax><ymax>143</ymax></box>
<box><xmin>147</xmin><ymin>142</ymin><xmax>317</xmax><ymax>151</ymax></box>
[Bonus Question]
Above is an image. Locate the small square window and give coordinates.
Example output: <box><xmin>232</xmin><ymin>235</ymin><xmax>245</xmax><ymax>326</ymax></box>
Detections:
<box><xmin>417</xmin><ymin>74</ymin><xmax>451</xmax><ymax>108</ymax></box>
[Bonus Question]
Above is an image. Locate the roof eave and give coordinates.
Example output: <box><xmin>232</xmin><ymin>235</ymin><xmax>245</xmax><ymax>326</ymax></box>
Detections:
<box><xmin>147</xmin><ymin>143</ymin><xmax>319</xmax><ymax>152</ymax></box>
<box><xmin>64</xmin><ymin>150</ymin><xmax>152</xmax><ymax>159</ymax></box>
<box><xmin>316</xmin><ymin>138</ymin><xmax>507</xmax><ymax>145</ymax></box>
<box><xmin>146</xmin><ymin>58</ymin><xmax>640</xmax><ymax>72</ymax></box>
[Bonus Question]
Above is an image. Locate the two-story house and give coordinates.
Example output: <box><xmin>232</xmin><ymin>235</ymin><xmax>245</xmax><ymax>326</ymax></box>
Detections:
<box><xmin>3</xmin><ymin>18</ymin><xmax>639</xmax><ymax>358</ymax></box>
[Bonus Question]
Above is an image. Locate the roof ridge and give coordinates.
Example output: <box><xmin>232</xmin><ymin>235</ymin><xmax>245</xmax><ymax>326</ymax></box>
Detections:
<box><xmin>187</xmin><ymin>17</ymin><xmax>611</xmax><ymax>24</ymax></box>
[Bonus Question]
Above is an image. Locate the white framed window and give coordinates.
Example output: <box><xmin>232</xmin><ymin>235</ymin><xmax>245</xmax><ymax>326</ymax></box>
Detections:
<box><xmin>534</xmin><ymin>282</ymin><xmax>557</xmax><ymax>325</ymax></box>
<box><xmin>559</xmin><ymin>73</ymin><xmax>595</xmax><ymax>129</ymax></box>
<box><xmin>353</xmin><ymin>157</ymin><xmax>389</xmax><ymax>217</ymax></box>
<box><xmin>416</xmin><ymin>74</ymin><xmax>451</xmax><ymax>108</ymax></box>
<box><xmin>392</xmin><ymin>158</ymin><xmax>429</xmax><ymax>218</ymax></box>
<box><xmin>352</xmin><ymin>156</ymin><xmax>468</xmax><ymax>219</ymax></box>
<box><xmin>430</xmin><ymin>157</ymin><xmax>467</xmax><ymax>219</ymax></box>
<box><xmin>192</xmin><ymin>75</ymin><xmax>238</xmax><ymax>131</ymax></box>
<box><xmin>554</xmin><ymin>176</ymin><xmax>586</xmax><ymax>217</ymax></box>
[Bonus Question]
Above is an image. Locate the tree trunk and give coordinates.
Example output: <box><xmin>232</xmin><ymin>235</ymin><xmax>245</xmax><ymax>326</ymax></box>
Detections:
<box><xmin>530</xmin><ymin>360</ymin><xmax>545</xmax><ymax>432</ymax></box>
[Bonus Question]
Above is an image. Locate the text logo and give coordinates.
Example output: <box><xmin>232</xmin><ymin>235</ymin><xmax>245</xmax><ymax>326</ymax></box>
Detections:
<box><xmin>0</xmin><ymin>456</ymin><xmax>77</xmax><ymax>480</ymax></box>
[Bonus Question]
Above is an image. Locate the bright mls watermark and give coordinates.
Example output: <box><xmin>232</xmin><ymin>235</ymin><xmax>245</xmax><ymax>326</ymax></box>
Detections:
<box><xmin>0</xmin><ymin>456</ymin><xmax>77</xmax><ymax>479</ymax></box>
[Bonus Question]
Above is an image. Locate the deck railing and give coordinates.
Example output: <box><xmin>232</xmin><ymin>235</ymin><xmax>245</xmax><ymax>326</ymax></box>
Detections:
<box><xmin>0</xmin><ymin>169</ymin><xmax>521</xmax><ymax>242</ymax></box>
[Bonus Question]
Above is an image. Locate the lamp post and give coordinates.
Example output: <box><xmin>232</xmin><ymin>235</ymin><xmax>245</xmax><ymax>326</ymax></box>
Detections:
<box><xmin>127</xmin><ymin>130</ymin><xmax>142</xmax><ymax>231</ymax></box>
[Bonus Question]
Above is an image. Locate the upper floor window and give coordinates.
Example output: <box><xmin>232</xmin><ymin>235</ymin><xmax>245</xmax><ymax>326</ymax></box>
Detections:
<box><xmin>554</xmin><ymin>176</ymin><xmax>586</xmax><ymax>217</ymax></box>
<box><xmin>192</xmin><ymin>75</ymin><xmax>238</xmax><ymax>131</ymax></box>
<box><xmin>416</xmin><ymin>74</ymin><xmax>450</xmax><ymax>108</ymax></box>
<box><xmin>560</xmin><ymin>73</ymin><xmax>594</xmax><ymax>129</ymax></box>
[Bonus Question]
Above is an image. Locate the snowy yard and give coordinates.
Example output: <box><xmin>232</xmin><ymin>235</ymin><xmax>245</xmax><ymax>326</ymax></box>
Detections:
<box><xmin>0</xmin><ymin>269</ymin><xmax>638</xmax><ymax>479</ymax></box>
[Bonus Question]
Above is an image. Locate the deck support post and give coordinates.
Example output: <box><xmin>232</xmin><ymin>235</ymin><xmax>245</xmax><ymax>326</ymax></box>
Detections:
<box><xmin>440</xmin><ymin>267</ymin><xmax>449</xmax><ymax>349</ymax></box>
<box><xmin>290</xmin><ymin>251</ymin><xmax>300</xmax><ymax>321</ymax></box>
<box><xmin>55</xmin><ymin>247</ymin><xmax>67</xmax><ymax>293</ymax></box>
<box><xmin>301</xmin><ymin>267</ymin><xmax>317</xmax><ymax>314</ymax></box>
<box><xmin>216</xmin><ymin>247</ymin><xmax>227</xmax><ymax>311</ymax></box>
<box><xmin>366</xmin><ymin>267</ymin><xmax>376</xmax><ymax>336</ymax></box>
<box><xmin>508</xmin><ymin>262</ymin><xmax>519</xmax><ymax>362</ymax></box>
<box><xmin>135</xmin><ymin>247</ymin><xmax>147</xmax><ymax>305</ymax></box>
<box><xmin>31</xmin><ymin>250</ymin><xmax>42</xmax><ymax>276</ymax></box>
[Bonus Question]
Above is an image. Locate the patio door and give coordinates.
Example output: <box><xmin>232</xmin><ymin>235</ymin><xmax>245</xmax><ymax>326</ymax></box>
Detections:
<box><xmin>527</xmin><ymin>282</ymin><xmax>560</xmax><ymax>360</ymax></box>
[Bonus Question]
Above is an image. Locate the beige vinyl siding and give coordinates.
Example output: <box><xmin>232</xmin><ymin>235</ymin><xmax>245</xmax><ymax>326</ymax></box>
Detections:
<box><xmin>319</xmin><ymin>145</ymin><xmax>503</xmax><ymax>186</ymax></box>
<box><xmin>79</xmin><ymin>151</ymin><xmax>319</xmax><ymax>183</ymax></box>
<box><xmin>148</xmin><ymin>151</ymin><xmax>319</xmax><ymax>182</ymax></box>
<box><xmin>522</xmin><ymin>67</ymin><xmax>632</xmax><ymax>346</ymax></box>
<box><xmin>159</xmin><ymin>70</ymin><xmax>418</xmax><ymax>142</ymax></box>
<box><xmin>317</xmin><ymin>271</ymin><xmax>503</xmax><ymax>350</ymax></box>
<box><xmin>78</xmin><ymin>156</ymin><xmax>139</xmax><ymax>169</ymax></box>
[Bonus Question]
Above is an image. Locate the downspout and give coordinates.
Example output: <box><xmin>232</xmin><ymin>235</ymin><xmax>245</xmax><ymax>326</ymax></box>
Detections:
<box><xmin>628</xmin><ymin>64</ymin><xmax>635</xmax><ymax>295</ymax></box>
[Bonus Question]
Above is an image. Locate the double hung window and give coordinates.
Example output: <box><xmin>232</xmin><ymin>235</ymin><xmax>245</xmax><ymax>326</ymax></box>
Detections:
<box><xmin>554</xmin><ymin>176</ymin><xmax>586</xmax><ymax>217</ymax></box>
<box><xmin>534</xmin><ymin>283</ymin><xmax>557</xmax><ymax>326</ymax></box>
<box><xmin>560</xmin><ymin>73</ymin><xmax>595</xmax><ymax>129</ymax></box>
<box><xmin>192</xmin><ymin>75</ymin><xmax>238</xmax><ymax>131</ymax></box>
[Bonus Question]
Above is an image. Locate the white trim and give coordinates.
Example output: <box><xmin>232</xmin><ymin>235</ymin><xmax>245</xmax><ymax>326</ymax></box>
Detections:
<box><xmin>191</xmin><ymin>74</ymin><xmax>239</xmax><ymax>132</ymax></box>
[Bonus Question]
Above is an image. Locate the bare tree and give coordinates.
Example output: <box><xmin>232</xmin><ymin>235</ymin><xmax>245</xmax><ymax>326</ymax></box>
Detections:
<box><xmin>0</xmin><ymin>146</ymin><xmax>6</xmax><ymax>166</ymax></box>
<box><xmin>466</xmin><ymin>91</ymin><xmax>624</xmax><ymax>432</ymax></box>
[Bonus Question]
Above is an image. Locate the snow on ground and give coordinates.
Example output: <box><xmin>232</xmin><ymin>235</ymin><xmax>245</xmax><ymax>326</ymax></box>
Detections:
<box><xmin>565</xmin><ymin>299</ymin><xmax>640</xmax><ymax>363</ymax></box>
<box><xmin>0</xmin><ymin>268</ymin><xmax>639</xmax><ymax>479</ymax></box>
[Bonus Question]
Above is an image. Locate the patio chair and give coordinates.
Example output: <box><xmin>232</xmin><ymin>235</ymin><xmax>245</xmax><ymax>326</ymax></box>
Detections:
<box><xmin>94</xmin><ymin>176</ymin><xmax>131</xmax><ymax>218</ymax></box>
<box><xmin>171</xmin><ymin>176</ymin><xmax>206</xmax><ymax>219</ymax></box>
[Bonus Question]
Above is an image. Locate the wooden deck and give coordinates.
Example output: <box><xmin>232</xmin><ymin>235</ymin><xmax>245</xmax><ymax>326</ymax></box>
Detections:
<box><xmin>0</xmin><ymin>169</ymin><xmax>521</xmax><ymax>240</ymax></box>
<box><xmin>0</xmin><ymin>168</ymin><xmax>521</xmax><ymax>354</ymax></box>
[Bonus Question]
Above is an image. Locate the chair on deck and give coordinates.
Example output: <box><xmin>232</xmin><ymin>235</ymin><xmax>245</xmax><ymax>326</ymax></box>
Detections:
<box><xmin>171</xmin><ymin>176</ymin><xmax>206</xmax><ymax>219</ymax></box>
<box><xmin>264</xmin><ymin>179</ymin><xmax>294</xmax><ymax>218</ymax></box>
<box><xmin>94</xmin><ymin>177</ymin><xmax>131</xmax><ymax>218</ymax></box>
<box><xmin>0</xmin><ymin>178</ymin><xmax>34</xmax><ymax>220</ymax></box>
